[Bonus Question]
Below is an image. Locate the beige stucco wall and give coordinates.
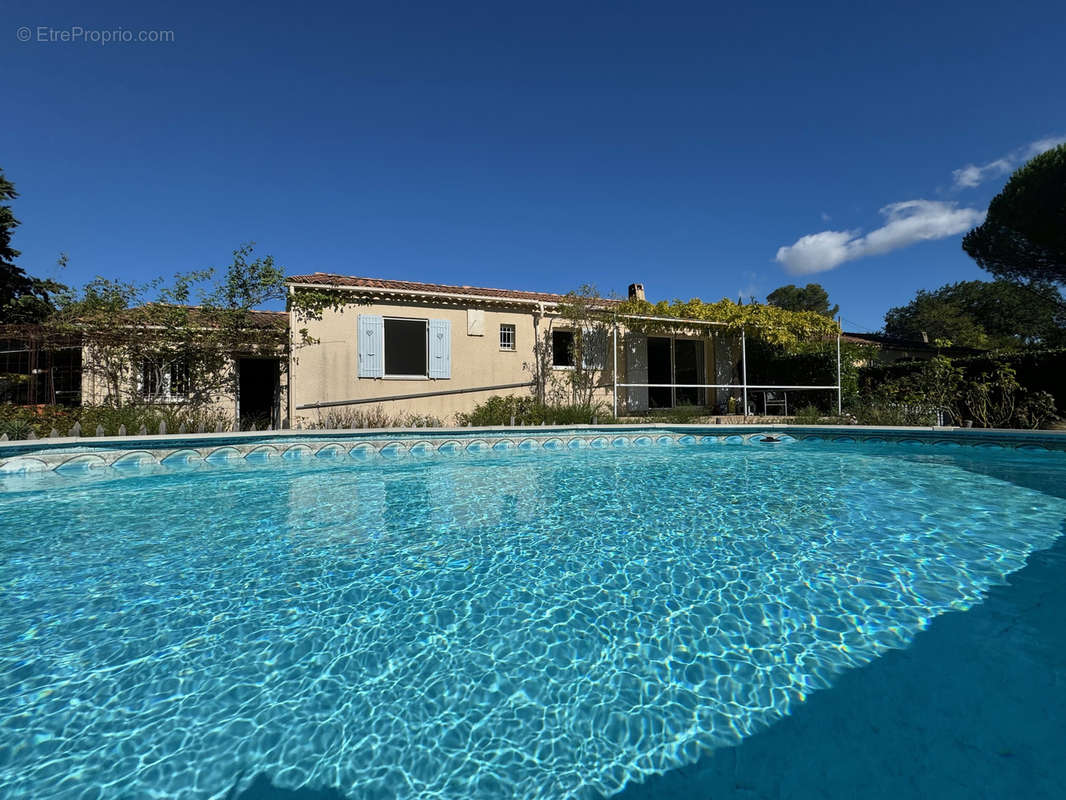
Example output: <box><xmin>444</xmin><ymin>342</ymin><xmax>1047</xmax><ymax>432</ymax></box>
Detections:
<box><xmin>79</xmin><ymin>345</ymin><xmax>288</xmax><ymax>424</ymax></box>
<box><xmin>289</xmin><ymin>299</ymin><xmax>550</xmax><ymax>425</ymax></box>
<box><xmin>288</xmin><ymin>291</ymin><xmax>737</xmax><ymax>426</ymax></box>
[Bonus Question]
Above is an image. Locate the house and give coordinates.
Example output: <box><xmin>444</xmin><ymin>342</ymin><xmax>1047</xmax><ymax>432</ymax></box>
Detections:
<box><xmin>0</xmin><ymin>325</ymin><xmax>82</xmax><ymax>406</ymax></box>
<box><xmin>841</xmin><ymin>332</ymin><xmax>986</xmax><ymax>364</ymax></box>
<box><xmin>83</xmin><ymin>307</ymin><xmax>291</xmax><ymax>428</ymax></box>
<box><xmin>1</xmin><ymin>309</ymin><xmax>291</xmax><ymax>428</ymax></box>
<box><xmin>285</xmin><ymin>274</ymin><xmax>746</xmax><ymax>427</ymax></box>
<box><xmin>4</xmin><ymin>277</ymin><xmax>812</xmax><ymax>429</ymax></box>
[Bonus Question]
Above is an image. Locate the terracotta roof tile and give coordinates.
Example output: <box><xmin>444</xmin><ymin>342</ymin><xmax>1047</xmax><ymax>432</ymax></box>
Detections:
<box><xmin>286</xmin><ymin>273</ymin><xmax>620</xmax><ymax>305</ymax></box>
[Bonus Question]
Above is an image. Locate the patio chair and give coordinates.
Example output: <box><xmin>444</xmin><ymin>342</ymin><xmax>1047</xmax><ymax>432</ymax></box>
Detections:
<box><xmin>763</xmin><ymin>391</ymin><xmax>788</xmax><ymax>416</ymax></box>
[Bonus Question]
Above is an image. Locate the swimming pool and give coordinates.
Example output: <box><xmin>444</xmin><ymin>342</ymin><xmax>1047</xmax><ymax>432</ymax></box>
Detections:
<box><xmin>2</xmin><ymin>429</ymin><xmax>1064</xmax><ymax>799</ymax></box>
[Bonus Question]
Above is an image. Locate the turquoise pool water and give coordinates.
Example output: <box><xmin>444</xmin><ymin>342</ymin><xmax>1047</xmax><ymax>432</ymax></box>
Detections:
<box><xmin>1</xmin><ymin>438</ymin><xmax>1064</xmax><ymax>799</ymax></box>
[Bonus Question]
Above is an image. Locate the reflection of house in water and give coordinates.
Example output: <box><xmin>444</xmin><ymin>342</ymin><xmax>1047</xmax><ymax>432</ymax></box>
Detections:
<box><xmin>282</xmin><ymin>455</ymin><xmax>548</xmax><ymax>568</ymax></box>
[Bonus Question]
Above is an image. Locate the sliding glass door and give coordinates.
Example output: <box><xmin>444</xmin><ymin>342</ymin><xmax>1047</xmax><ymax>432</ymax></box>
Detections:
<box><xmin>674</xmin><ymin>339</ymin><xmax>705</xmax><ymax>407</ymax></box>
<box><xmin>643</xmin><ymin>337</ymin><xmax>706</xmax><ymax>409</ymax></box>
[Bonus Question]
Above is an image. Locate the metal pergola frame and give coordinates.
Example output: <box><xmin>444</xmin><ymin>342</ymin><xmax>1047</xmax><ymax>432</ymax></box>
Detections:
<box><xmin>609</xmin><ymin>314</ymin><xmax>842</xmax><ymax>418</ymax></box>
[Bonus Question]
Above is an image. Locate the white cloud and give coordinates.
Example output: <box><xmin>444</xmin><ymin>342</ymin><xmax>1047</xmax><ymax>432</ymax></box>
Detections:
<box><xmin>820</xmin><ymin>211</ymin><xmax>832</xmax><ymax>222</ymax></box>
<box><xmin>775</xmin><ymin>200</ymin><xmax>985</xmax><ymax>275</ymax></box>
<box><xmin>952</xmin><ymin>135</ymin><xmax>1066</xmax><ymax>189</ymax></box>
<box><xmin>774</xmin><ymin>230</ymin><xmax>856</xmax><ymax>274</ymax></box>
<box><xmin>951</xmin><ymin>158</ymin><xmax>1011</xmax><ymax>189</ymax></box>
<box><xmin>1024</xmin><ymin>136</ymin><xmax>1066</xmax><ymax>157</ymax></box>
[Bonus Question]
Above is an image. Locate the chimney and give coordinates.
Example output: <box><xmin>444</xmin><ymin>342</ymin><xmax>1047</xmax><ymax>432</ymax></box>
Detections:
<box><xmin>628</xmin><ymin>283</ymin><xmax>645</xmax><ymax>301</ymax></box>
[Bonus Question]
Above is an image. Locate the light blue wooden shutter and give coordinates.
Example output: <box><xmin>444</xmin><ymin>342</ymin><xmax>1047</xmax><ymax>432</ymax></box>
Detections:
<box><xmin>358</xmin><ymin>315</ymin><xmax>384</xmax><ymax>378</ymax></box>
<box><xmin>428</xmin><ymin>319</ymin><xmax>451</xmax><ymax>379</ymax></box>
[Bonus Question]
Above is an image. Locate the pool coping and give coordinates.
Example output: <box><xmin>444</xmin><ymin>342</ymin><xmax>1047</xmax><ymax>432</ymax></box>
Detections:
<box><xmin>2</xmin><ymin>423</ymin><xmax>1065</xmax><ymax>474</ymax></box>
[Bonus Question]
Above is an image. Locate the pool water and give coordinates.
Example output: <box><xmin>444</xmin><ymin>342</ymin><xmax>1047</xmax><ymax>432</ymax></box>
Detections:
<box><xmin>1</xmin><ymin>440</ymin><xmax>1064</xmax><ymax>799</ymax></box>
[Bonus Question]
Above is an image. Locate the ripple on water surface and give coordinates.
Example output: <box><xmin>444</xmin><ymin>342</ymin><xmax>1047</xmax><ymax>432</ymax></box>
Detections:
<box><xmin>0</xmin><ymin>443</ymin><xmax>1064</xmax><ymax>799</ymax></box>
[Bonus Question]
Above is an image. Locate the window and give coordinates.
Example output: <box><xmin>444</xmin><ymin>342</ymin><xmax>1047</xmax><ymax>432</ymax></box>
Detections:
<box><xmin>552</xmin><ymin>330</ymin><xmax>575</xmax><ymax>367</ymax></box>
<box><xmin>358</xmin><ymin>315</ymin><xmax>450</xmax><ymax>379</ymax></box>
<box><xmin>499</xmin><ymin>324</ymin><xmax>516</xmax><ymax>351</ymax></box>
<box><xmin>384</xmin><ymin>318</ymin><xmax>428</xmax><ymax>377</ymax></box>
<box><xmin>141</xmin><ymin>358</ymin><xmax>189</xmax><ymax>401</ymax></box>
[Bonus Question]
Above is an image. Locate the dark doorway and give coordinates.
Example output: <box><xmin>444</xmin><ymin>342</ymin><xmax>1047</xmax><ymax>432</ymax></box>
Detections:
<box><xmin>238</xmin><ymin>358</ymin><xmax>280</xmax><ymax>428</ymax></box>
<box><xmin>647</xmin><ymin>337</ymin><xmax>672</xmax><ymax>409</ymax></box>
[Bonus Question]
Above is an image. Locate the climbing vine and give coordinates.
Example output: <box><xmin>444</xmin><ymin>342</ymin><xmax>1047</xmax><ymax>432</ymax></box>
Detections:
<box><xmin>614</xmin><ymin>296</ymin><xmax>840</xmax><ymax>349</ymax></box>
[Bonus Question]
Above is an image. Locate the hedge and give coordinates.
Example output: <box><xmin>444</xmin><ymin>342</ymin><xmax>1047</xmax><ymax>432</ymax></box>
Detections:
<box><xmin>859</xmin><ymin>348</ymin><xmax>1066</xmax><ymax>410</ymax></box>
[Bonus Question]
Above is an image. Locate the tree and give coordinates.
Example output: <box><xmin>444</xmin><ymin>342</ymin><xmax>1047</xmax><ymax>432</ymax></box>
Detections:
<box><xmin>883</xmin><ymin>280</ymin><xmax>1066</xmax><ymax>350</ymax></box>
<box><xmin>766</xmin><ymin>283</ymin><xmax>839</xmax><ymax>318</ymax></box>
<box><xmin>0</xmin><ymin>167</ymin><xmax>64</xmax><ymax>322</ymax></box>
<box><xmin>962</xmin><ymin>144</ymin><xmax>1066</xmax><ymax>292</ymax></box>
<box><xmin>51</xmin><ymin>244</ymin><xmax>288</xmax><ymax>409</ymax></box>
<box><xmin>526</xmin><ymin>285</ymin><xmax>612</xmax><ymax>408</ymax></box>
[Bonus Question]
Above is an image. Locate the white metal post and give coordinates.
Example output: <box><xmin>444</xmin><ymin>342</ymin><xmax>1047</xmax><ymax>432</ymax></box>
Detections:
<box><xmin>741</xmin><ymin>328</ymin><xmax>748</xmax><ymax>418</ymax></box>
<box><xmin>836</xmin><ymin>333</ymin><xmax>842</xmax><ymax>415</ymax></box>
<box><xmin>612</xmin><ymin>321</ymin><xmax>618</xmax><ymax>419</ymax></box>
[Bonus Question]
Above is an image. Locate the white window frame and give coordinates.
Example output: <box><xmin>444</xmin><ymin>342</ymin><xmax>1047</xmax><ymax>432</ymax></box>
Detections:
<box><xmin>139</xmin><ymin>358</ymin><xmax>190</xmax><ymax>403</ymax></box>
<box><xmin>383</xmin><ymin>316</ymin><xmax>429</xmax><ymax>379</ymax></box>
<box><xmin>499</xmin><ymin>323</ymin><xmax>516</xmax><ymax>352</ymax></box>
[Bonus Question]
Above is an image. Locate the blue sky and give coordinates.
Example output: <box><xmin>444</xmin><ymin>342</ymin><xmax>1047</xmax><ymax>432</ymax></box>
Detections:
<box><xmin>3</xmin><ymin>0</ymin><xmax>1064</xmax><ymax>331</ymax></box>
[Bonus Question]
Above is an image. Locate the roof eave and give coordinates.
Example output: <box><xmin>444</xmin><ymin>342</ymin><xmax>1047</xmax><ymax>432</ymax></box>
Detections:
<box><xmin>286</xmin><ymin>280</ymin><xmax>567</xmax><ymax>309</ymax></box>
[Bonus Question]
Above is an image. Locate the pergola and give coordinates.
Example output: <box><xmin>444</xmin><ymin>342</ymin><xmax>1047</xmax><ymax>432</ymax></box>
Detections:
<box><xmin>609</xmin><ymin>313</ymin><xmax>842</xmax><ymax>418</ymax></box>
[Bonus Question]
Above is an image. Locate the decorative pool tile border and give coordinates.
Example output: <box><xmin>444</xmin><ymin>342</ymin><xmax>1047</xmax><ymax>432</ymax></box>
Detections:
<box><xmin>1</xmin><ymin>426</ymin><xmax>1064</xmax><ymax>474</ymax></box>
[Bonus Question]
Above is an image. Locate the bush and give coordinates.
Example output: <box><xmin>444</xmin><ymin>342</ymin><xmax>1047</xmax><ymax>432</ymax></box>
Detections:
<box><xmin>639</xmin><ymin>405</ymin><xmax>708</xmax><ymax>424</ymax></box>
<box><xmin>791</xmin><ymin>405</ymin><xmax>824</xmax><ymax>425</ymax></box>
<box><xmin>854</xmin><ymin>356</ymin><xmax>1059</xmax><ymax>429</ymax></box>
<box><xmin>851</xmin><ymin>398</ymin><xmax>936</xmax><ymax>427</ymax></box>
<box><xmin>860</xmin><ymin>348</ymin><xmax>1066</xmax><ymax>415</ymax></box>
<box><xmin>309</xmin><ymin>406</ymin><xmax>394</xmax><ymax>430</ymax></box>
<box><xmin>305</xmin><ymin>407</ymin><xmax>444</xmax><ymax>430</ymax></box>
<box><xmin>455</xmin><ymin>395</ymin><xmax>612</xmax><ymax>426</ymax></box>
<box><xmin>853</xmin><ymin>357</ymin><xmax>961</xmax><ymax>426</ymax></box>
<box><xmin>0</xmin><ymin>403</ymin><xmax>232</xmax><ymax>439</ymax></box>
<box><xmin>959</xmin><ymin>363</ymin><xmax>1058</xmax><ymax>429</ymax></box>
<box><xmin>1014</xmin><ymin>391</ymin><xmax>1058</xmax><ymax>429</ymax></box>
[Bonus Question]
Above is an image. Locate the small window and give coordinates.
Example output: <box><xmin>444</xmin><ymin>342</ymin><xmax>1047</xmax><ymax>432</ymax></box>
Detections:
<box><xmin>384</xmin><ymin>318</ymin><xmax>428</xmax><ymax>377</ymax></box>
<box><xmin>552</xmin><ymin>330</ymin><xmax>575</xmax><ymax>367</ymax></box>
<box><xmin>141</xmin><ymin>358</ymin><xmax>189</xmax><ymax>401</ymax></box>
<box><xmin>499</xmin><ymin>324</ymin><xmax>516</xmax><ymax>351</ymax></box>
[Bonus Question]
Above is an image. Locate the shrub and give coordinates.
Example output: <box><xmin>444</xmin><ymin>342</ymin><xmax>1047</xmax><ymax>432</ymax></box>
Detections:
<box><xmin>791</xmin><ymin>405</ymin><xmax>823</xmax><ymax>425</ymax></box>
<box><xmin>0</xmin><ymin>403</ymin><xmax>232</xmax><ymax>439</ymax></box>
<box><xmin>854</xmin><ymin>356</ymin><xmax>1059</xmax><ymax>429</ymax></box>
<box><xmin>860</xmin><ymin>348</ymin><xmax>1066</xmax><ymax>416</ymax></box>
<box><xmin>306</xmin><ymin>407</ymin><xmax>445</xmax><ymax>430</ymax></box>
<box><xmin>1014</xmin><ymin>391</ymin><xmax>1057</xmax><ymax>429</ymax></box>
<box><xmin>853</xmin><ymin>356</ymin><xmax>962</xmax><ymax>426</ymax></box>
<box><xmin>640</xmin><ymin>405</ymin><xmax>708</xmax><ymax>424</ymax></box>
<box><xmin>455</xmin><ymin>395</ymin><xmax>612</xmax><ymax>426</ymax></box>
<box><xmin>310</xmin><ymin>406</ymin><xmax>395</xmax><ymax>430</ymax></box>
<box><xmin>959</xmin><ymin>364</ymin><xmax>1058</xmax><ymax>429</ymax></box>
